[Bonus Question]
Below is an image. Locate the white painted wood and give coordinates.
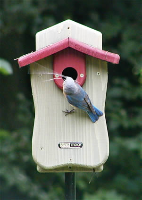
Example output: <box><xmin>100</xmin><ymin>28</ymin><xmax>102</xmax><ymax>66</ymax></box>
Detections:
<box><xmin>36</xmin><ymin>19</ymin><xmax>102</xmax><ymax>50</ymax></box>
<box><xmin>37</xmin><ymin>163</ymin><xmax>103</xmax><ymax>173</ymax></box>
<box><xmin>31</xmin><ymin>20</ymin><xmax>109</xmax><ymax>172</ymax></box>
<box><xmin>31</xmin><ymin>58</ymin><xmax>108</xmax><ymax>172</ymax></box>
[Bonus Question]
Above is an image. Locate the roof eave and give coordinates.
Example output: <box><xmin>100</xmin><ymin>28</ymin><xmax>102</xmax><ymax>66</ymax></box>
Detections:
<box><xmin>18</xmin><ymin>37</ymin><xmax>120</xmax><ymax>67</ymax></box>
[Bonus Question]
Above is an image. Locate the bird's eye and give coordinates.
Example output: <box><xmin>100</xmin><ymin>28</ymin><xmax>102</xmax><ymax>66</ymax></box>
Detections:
<box><xmin>62</xmin><ymin>77</ymin><xmax>66</xmax><ymax>81</ymax></box>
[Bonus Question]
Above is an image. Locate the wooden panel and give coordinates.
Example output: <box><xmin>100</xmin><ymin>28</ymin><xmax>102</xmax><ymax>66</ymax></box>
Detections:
<box><xmin>69</xmin><ymin>38</ymin><xmax>120</xmax><ymax>64</ymax></box>
<box><xmin>31</xmin><ymin>56</ymin><xmax>108</xmax><ymax>172</ymax></box>
<box><xmin>18</xmin><ymin>38</ymin><xmax>68</xmax><ymax>67</ymax></box>
<box><xmin>36</xmin><ymin>19</ymin><xmax>102</xmax><ymax>50</ymax></box>
<box><xmin>37</xmin><ymin>164</ymin><xmax>103</xmax><ymax>173</ymax></box>
<box><xmin>18</xmin><ymin>37</ymin><xmax>120</xmax><ymax>67</ymax></box>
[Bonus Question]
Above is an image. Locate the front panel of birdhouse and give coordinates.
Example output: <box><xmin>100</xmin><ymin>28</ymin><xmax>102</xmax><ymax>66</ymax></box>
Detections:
<box><xmin>31</xmin><ymin>20</ymin><xmax>109</xmax><ymax>172</ymax></box>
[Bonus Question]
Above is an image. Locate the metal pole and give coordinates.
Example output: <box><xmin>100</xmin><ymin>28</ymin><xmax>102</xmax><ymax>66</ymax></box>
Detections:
<box><xmin>65</xmin><ymin>172</ymin><xmax>76</xmax><ymax>200</ymax></box>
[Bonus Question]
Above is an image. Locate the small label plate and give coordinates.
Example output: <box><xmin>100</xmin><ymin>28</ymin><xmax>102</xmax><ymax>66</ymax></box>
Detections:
<box><xmin>58</xmin><ymin>142</ymin><xmax>83</xmax><ymax>149</ymax></box>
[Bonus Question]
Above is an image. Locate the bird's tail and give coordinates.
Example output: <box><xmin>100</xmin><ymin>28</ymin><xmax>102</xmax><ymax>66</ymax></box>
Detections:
<box><xmin>87</xmin><ymin>106</ymin><xmax>103</xmax><ymax>123</ymax></box>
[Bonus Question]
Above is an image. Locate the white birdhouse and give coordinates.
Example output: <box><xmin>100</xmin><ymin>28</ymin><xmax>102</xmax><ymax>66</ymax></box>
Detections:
<box><xmin>18</xmin><ymin>20</ymin><xmax>120</xmax><ymax>172</ymax></box>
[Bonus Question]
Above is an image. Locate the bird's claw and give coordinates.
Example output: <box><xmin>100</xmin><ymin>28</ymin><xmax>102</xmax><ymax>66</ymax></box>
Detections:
<box><xmin>62</xmin><ymin>109</ymin><xmax>75</xmax><ymax>116</ymax></box>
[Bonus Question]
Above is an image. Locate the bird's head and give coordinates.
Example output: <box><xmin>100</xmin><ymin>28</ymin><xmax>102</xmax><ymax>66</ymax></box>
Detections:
<box><xmin>63</xmin><ymin>76</ymin><xmax>77</xmax><ymax>94</ymax></box>
<box><xmin>63</xmin><ymin>76</ymin><xmax>75</xmax><ymax>86</ymax></box>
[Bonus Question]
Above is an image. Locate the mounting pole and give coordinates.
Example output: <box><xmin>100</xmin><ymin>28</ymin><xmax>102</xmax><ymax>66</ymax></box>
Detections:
<box><xmin>65</xmin><ymin>172</ymin><xmax>76</xmax><ymax>200</ymax></box>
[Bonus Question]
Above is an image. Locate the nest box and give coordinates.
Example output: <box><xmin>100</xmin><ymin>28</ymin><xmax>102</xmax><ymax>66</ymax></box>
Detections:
<box><xmin>18</xmin><ymin>20</ymin><xmax>120</xmax><ymax>172</ymax></box>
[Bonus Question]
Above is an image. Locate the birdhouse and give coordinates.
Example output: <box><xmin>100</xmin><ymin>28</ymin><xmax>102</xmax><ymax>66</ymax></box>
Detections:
<box><xmin>18</xmin><ymin>20</ymin><xmax>120</xmax><ymax>172</ymax></box>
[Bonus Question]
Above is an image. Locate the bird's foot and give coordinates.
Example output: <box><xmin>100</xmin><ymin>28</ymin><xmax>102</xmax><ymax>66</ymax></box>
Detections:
<box><xmin>62</xmin><ymin>109</ymin><xmax>75</xmax><ymax>116</ymax></box>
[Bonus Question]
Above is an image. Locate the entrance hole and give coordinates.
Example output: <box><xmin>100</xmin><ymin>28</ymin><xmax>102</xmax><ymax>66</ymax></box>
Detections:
<box><xmin>62</xmin><ymin>67</ymin><xmax>78</xmax><ymax>80</ymax></box>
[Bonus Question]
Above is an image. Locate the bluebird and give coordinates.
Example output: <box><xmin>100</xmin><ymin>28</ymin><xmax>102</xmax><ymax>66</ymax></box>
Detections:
<box><xmin>63</xmin><ymin>77</ymin><xmax>103</xmax><ymax>123</ymax></box>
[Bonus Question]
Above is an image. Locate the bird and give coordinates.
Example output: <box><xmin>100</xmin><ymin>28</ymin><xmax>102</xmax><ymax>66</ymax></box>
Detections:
<box><xmin>63</xmin><ymin>76</ymin><xmax>103</xmax><ymax>123</ymax></box>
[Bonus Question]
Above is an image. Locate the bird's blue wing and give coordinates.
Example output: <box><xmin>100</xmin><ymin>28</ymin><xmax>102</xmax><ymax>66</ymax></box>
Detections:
<box><xmin>64</xmin><ymin>81</ymin><xmax>103</xmax><ymax>122</ymax></box>
<box><xmin>66</xmin><ymin>94</ymin><xmax>85</xmax><ymax>110</ymax></box>
<box><xmin>66</xmin><ymin>85</ymin><xmax>91</xmax><ymax>111</ymax></box>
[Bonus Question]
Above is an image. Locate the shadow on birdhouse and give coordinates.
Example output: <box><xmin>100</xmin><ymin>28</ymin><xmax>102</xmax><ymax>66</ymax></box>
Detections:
<box><xmin>18</xmin><ymin>20</ymin><xmax>120</xmax><ymax>173</ymax></box>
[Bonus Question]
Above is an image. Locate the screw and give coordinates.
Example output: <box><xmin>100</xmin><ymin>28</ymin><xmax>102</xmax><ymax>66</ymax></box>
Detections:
<box><xmin>55</xmin><ymin>74</ymin><xmax>59</xmax><ymax>78</ymax></box>
<box><xmin>80</xmin><ymin>74</ymin><xmax>84</xmax><ymax>77</ymax></box>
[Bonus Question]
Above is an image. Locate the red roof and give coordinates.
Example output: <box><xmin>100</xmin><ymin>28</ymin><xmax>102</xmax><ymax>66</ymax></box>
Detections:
<box><xmin>18</xmin><ymin>38</ymin><xmax>120</xmax><ymax>67</ymax></box>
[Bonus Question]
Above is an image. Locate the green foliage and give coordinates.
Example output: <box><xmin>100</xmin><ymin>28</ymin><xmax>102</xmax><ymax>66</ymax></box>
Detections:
<box><xmin>0</xmin><ymin>0</ymin><xmax>142</xmax><ymax>199</ymax></box>
<box><xmin>83</xmin><ymin>190</ymin><xmax>126</xmax><ymax>200</ymax></box>
<box><xmin>0</xmin><ymin>94</ymin><xmax>64</xmax><ymax>200</ymax></box>
<box><xmin>106</xmin><ymin>78</ymin><xmax>142</xmax><ymax>132</ymax></box>
<box><xmin>0</xmin><ymin>58</ymin><xmax>13</xmax><ymax>75</ymax></box>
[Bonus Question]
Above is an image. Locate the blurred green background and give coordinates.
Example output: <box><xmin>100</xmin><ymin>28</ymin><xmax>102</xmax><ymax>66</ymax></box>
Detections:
<box><xmin>0</xmin><ymin>0</ymin><xmax>142</xmax><ymax>199</ymax></box>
